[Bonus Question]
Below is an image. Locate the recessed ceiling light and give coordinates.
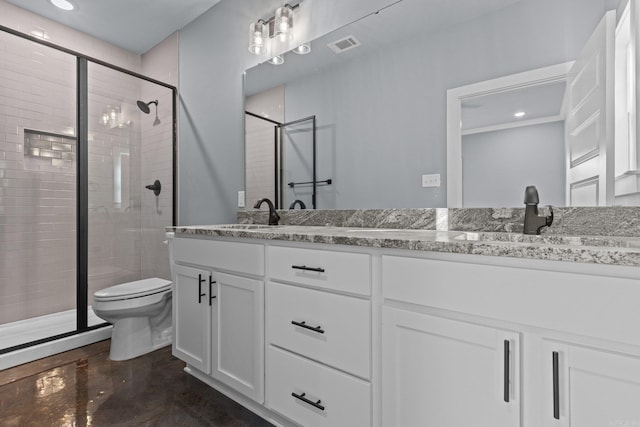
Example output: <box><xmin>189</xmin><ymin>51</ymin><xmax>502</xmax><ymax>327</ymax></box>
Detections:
<box><xmin>292</xmin><ymin>43</ymin><xmax>311</xmax><ymax>55</ymax></box>
<box><xmin>268</xmin><ymin>55</ymin><xmax>285</xmax><ymax>65</ymax></box>
<box><xmin>49</xmin><ymin>0</ymin><xmax>76</xmax><ymax>11</ymax></box>
<box><xmin>514</xmin><ymin>111</ymin><xmax>526</xmax><ymax>118</ymax></box>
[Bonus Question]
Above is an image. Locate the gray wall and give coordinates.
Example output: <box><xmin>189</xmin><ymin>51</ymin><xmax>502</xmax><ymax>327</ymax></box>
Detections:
<box><xmin>178</xmin><ymin>0</ymin><xmax>398</xmax><ymax>224</ymax></box>
<box><xmin>462</xmin><ymin>122</ymin><xmax>566</xmax><ymax>207</ymax></box>
<box><xmin>282</xmin><ymin>0</ymin><xmax>612</xmax><ymax>208</ymax></box>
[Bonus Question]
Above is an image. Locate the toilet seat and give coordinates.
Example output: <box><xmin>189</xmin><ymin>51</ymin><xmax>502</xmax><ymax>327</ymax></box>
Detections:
<box><xmin>94</xmin><ymin>278</ymin><xmax>172</xmax><ymax>302</ymax></box>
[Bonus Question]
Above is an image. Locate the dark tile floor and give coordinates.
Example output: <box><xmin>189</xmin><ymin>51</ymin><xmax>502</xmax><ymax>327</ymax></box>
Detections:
<box><xmin>0</xmin><ymin>340</ymin><xmax>273</xmax><ymax>426</ymax></box>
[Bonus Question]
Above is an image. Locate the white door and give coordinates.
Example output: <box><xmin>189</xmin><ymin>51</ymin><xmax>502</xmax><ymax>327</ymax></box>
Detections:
<box><xmin>564</xmin><ymin>10</ymin><xmax>615</xmax><ymax>206</ymax></box>
<box><xmin>210</xmin><ymin>272</ymin><xmax>265</xmax><ymax>403</ymax></box>
<box><xmin>172</xmin><ymin>264</ymin><xmax>212</xmax><ymax>373</ymax></box>
<box><xmin>382</xmin><ymin>307</ymin><xmax>520</xmax><ymax>427</ymax></box>
<box><xmin>542</xmin><ymin>340</ymin><xmax>640</xmax><ymax>426</ymax></box>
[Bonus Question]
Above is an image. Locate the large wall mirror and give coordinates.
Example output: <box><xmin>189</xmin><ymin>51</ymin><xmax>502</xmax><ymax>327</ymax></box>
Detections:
<box><xmin>244</xmin><ymin>0</ymin><xmax>635</xmax><ymax>209</ymax></box>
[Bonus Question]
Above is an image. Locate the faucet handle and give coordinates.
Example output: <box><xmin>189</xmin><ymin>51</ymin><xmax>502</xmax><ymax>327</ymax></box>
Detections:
<box><xmin>524</xmin><ymin>186</ymin><xmax>539</xmax><ymax>205</ymax></box>
<box><xmin>545</xmin><ymin>205</ymin><xmax>554</xmax><ymax>227</ymax></box>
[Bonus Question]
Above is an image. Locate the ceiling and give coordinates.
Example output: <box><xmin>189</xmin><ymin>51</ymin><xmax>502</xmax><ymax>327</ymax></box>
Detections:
<box><xmin>3</xmin><ymin>0</ymin><xmax>222</xmax><ymax>54</ymax></box>
<box><xmin>461</xmin><ymin>81</ymin><xmax>567</xmax><ymax>130</ymax></box>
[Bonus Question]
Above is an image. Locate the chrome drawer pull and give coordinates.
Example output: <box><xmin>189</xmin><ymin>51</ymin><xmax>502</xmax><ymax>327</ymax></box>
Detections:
<box><xmin>291</xmin><ymin>320</ymin><xmax>325</xmax><ymax>334</ymax></box>
<box><xmin>292</xmin><ymin>265</ymin><xmax>325</xmax><ymax>273</ymax></box>
<box><xmin>291</xmin><ymin>392</ymin><xmax>325</xmax><ymax>411</ymax></box>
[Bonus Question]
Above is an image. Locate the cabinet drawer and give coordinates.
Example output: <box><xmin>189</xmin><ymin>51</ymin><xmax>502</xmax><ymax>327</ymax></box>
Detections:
<box><xmin>383</xmin><ymin>255</ymin><xmax>640</xmax><ymax>347</ymax></box>
<box><xmin>267</xmin><ymin>246</ymin><xmax>370</xmax><ymax>295</ymax></box>
<box><xmin>267</xmin><ymin>282</ymin><xmax>370</xmax><ymax>379</ymax></box>
<box><xmin>266</xmin><ymin>346</ymin><xmax>371</xmax><ymax>427</ymax></box>
<box><xmin>173</xmin><ymin>237</ymin><xmax>264</xmax><ymax>276</ymax></box>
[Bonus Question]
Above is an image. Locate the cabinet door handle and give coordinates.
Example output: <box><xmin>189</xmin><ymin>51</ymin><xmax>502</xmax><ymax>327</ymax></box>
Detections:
<box><xmin>552</xmin><ymin>351</ymin><xmax>560</xmax><ymax>420</ymax></box>
<box><xmin>504</xmin><ymin>339</ymin><xmax>510</xmax><ymax>403</ymax></box>
<box><xmin>291</xmin><ymin>392</ymin><xmax>325</xmax><ymax>411</ymax></box>
<box><xmin>291</xmin><ymin>320</ymin><xmax>325</xmax><ymax>334</ymax></box>
<box><xmin>292</xmin><ymin>265</ymin><xmax>325</xmax><ymax>273</ymax></box>
<box><xmin>198</xmin><ymin>274</ymin><xmax>206</xmax><ymax>304</ymax></box>
<box><xmin>209</xmin><ymin>276</ymin><xmax>217</xmax><ymax>306</ymax></box>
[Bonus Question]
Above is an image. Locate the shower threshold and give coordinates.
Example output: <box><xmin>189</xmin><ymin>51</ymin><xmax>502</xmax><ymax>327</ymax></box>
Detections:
<box><xmin>0</xmin><ymin>307</ymin><xmax>105</xmax><ymax>351</ymax></box>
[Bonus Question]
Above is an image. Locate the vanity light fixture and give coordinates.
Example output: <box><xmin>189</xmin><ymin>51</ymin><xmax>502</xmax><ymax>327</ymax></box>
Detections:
<box><xmin>292</xmin><ymin>43</ymin><xmax>311</xmax><ymax>55</ymax></box>
<box><xmin>248</xmin><ymin>20</ymin><xmax>268</xmax><ymax>55</ymax></box>
<box><xmin>248</xmin><ymin>3</ymin><xmax>301</xmax><ymax>56</ymax></box>
<box><xmin>49</xmin><ymin>0</ymin><xmax>76</xmax><ymax>11</ymax></box>
<box><xmin>268</xmin><ymin>55</ymin><xmax>285</xmax><ymax>65</ymax></box>
<box><xmin>514</xmin><ymin>111</ymin><xmax>526</xmax><ymax>118</ymax></box>
<box><xmin>274</xmin><ymin>4</ymin><xmax>295</xmax><ymax>42</ymax></box>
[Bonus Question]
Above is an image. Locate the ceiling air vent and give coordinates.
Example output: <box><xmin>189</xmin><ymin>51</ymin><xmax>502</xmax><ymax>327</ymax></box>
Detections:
<box><xmin>327</xmin><ymin>35</ymin><xmax>361</xmax><ymax>54</ymax></box>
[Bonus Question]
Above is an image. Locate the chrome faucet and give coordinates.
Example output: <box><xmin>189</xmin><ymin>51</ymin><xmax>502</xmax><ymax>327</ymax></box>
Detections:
<box><xmin>523</xmin><ymin>186</ymin><xmax>553</xmax><ymax>235</ymax></box>
<box><xmin>253</xmin><ymin>198</ymin><xmax>280</xmax><ymax>225</ymax></box>
<box><xmin>289</xmin><ymin>199</ymin><xmax>306</xmax><ymax>210</ymax></box>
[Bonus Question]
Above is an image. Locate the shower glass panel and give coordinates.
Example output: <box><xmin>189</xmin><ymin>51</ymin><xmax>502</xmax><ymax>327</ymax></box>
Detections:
<box><xmin>281</xmin><ymin>117</ymin><xmax>316</xmax><ymax>209</ymax></box>
<box><xmin>0</xmin><ymin>31</ymin><xmax>77</xmax><ymax>347</ymax></box>
<box><xmin>87</xmin><ymin>63</ymin><xmax>173</xmax><ymax>322</ymax></box>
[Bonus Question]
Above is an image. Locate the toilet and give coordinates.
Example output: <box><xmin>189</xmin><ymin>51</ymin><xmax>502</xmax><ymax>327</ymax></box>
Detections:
<box><xmin>93</xmin><ymin>278</ymin><xmax>173</xmax><ymax>361</ymax></box>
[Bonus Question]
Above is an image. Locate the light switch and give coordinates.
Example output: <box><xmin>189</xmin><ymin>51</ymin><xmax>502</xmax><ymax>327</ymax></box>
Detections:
<box><xmin>238</xmin><ymin>191</ymin><xmax>246</xmax><ymax>208</ymax></box>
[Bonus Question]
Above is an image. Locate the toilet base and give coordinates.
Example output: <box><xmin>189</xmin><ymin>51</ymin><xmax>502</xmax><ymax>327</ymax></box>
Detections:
<box><xmin>109</xmin><ymin>317</ymin><xmax>172</xmax><ymax>361</ymax></box>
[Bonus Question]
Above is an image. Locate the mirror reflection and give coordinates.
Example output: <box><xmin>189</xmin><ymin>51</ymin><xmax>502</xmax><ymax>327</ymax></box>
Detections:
<box><xmin>245</xmin><ymin>0</ymin><xmax>633</xmax><ymax>209</ymax></box>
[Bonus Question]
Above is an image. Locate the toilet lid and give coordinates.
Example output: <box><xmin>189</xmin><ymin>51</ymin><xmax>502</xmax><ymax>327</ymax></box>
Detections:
<box><xmin>94</xmin><ymin>278</ymin><xmax>172</xmax><ymax>301</ymax></box>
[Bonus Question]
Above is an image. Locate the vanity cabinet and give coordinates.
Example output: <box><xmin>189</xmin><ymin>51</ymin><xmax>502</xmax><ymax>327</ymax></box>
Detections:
<box><xmin>540</xmin><ymin>341</ymin><xmax>640</xmax><ymax>427</ymax></box>
<box><xmin>170</xmin><ymin>236</ymin><xmax>265</xmax><ymax>403</ymax></box>
<box><xmin>172</xmin><ymin>264</ymin><xmax>212</xmax><ymax>373</ymax></box>
<box><xmin>169</xmin><ymin>230</ymin><xmax>640</xmax><ymax>427</ymax></box>
<box><xmin>382</xmin><ymin>307</ymin><xmax>520</xmax><ymax>427</ymax></box>
<box><xmin>381</xmin><ymin>253</ymin><xmax>640</xmax><ymax>427</ymax></box>
<box><xmin>265</xmin><ymin>245</ymin><xmax>372</xmax><ymax>427</ymax></box>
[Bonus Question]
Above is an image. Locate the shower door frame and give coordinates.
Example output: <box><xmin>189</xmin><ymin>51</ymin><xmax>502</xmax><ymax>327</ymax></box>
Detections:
<box><xmin>0</xmin><ymin>24</ymin><xmax>178</xmax><ymax>354</ymax></box>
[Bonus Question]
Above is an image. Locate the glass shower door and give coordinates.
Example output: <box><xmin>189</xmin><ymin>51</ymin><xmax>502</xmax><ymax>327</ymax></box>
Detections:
<box><xmin>0</xmin><ymin>31</ymin><xmax>78</xmax><ymax>348</ymax></box>
<box><xmin>86</xmin><ymin>63</ymin><xmax>174</xmax><ymax>322</ymax></box>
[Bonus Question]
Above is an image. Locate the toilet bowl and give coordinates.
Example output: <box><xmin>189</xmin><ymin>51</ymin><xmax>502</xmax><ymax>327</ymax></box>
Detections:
<box><xmin>93</xmin><ymin>278</ymin><xmax>172</xmax><ymax>361</ymax></box>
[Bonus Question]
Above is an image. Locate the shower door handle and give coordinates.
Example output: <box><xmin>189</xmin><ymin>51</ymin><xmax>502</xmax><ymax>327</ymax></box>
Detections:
<box><xmin>145</xmin><ymin>180</ymin><xmax>161</xmax><ymax>196</ymax></box>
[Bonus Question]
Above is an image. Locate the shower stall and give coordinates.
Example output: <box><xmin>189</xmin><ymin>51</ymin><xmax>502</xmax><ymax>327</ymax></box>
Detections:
<box><xmin>0</xmin><ymin>26</ymin><xmax>176</xmax><ymax>362</ymax></box>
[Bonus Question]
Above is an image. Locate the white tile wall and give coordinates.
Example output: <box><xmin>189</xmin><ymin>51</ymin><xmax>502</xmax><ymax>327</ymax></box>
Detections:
<box><xmin>0</xmin><ymin>31</ymin><xmax>77</xmax><ymax>324</ymax></box>
<box><xmin>140</xmin><ymin>33</ymin><xmax>178</xmax><ymax>281</ymax></box>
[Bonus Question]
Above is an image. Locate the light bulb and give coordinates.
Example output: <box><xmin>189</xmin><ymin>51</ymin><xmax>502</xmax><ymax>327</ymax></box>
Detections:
<box><xmin>248</xmin><ymin>21</ymin><xmax>267</xmax><ymax>55</ymax></box>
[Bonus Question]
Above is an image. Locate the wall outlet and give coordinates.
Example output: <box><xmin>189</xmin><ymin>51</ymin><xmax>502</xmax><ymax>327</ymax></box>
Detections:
<box><xmin>237</xmin><ymin>191</ymin><xmax>246</xmax><ymax>208</ymax></box>
<box><xmin>422</xmin><ymin>174</ymin><xmax>441</xmax><ymax>188</ymax></box>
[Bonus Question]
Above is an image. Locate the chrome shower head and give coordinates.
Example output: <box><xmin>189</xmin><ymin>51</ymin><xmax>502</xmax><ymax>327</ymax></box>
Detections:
<box><xmin>136</xmin><ymin>99</ymin><xmax>158</xmax><ymax>114</ymax></box>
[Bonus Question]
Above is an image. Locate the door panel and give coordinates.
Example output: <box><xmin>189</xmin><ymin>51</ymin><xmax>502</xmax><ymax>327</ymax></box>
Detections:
<box><xmin>565</xmin><ymin>10</ymin><xmax>615</xmax><ymax>205</ymax></box>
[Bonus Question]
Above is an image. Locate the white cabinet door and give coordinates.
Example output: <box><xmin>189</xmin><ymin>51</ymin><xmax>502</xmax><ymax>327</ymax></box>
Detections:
<box><xmin>172</xmin><ymin>264</ymin><xmax>212</xmax><ymax>373</ymax></box>
<box><xmin>542</xmin><ymin>340</ymin><xmax>640</xmax><ymax>427</ymax></box>
<box><xmin>210</xmin><ymin>272</ymin><xmax>265</xmax><ymax>403</ymax></box>
<box><xmin>382</xmin><ymin>306</ymin><xmax>520</xmax><ymax>427</ymax></box>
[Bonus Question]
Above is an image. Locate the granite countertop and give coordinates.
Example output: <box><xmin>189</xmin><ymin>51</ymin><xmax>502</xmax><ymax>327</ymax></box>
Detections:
<box><xmin>169</xmin><ymin>224</ymin><xmax>640</xmax><ymax>268</ymax></box>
